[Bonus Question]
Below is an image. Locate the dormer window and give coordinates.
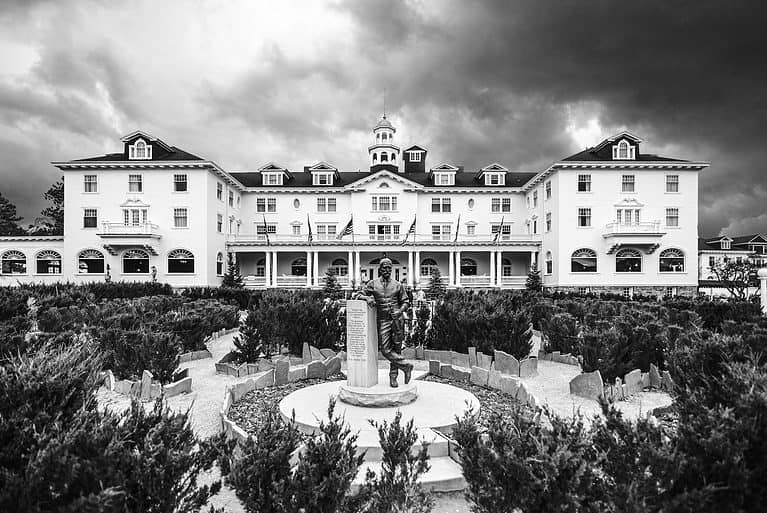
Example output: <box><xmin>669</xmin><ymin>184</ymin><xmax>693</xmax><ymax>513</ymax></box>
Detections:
<box><xmin>433</xmin><ymin>173</ymin><xmax>454</xmax><ymax>186</ymax></box>
<box><xmin>612</xmin><ymin>140</ymin><xmax>636</xmax><ymax>160</ymax></box>
<box><xmin>263</xmin><ymin>173</ymin><xmax>283</xmax><ymax>186</ymax></box>
<box><xmin>485</xmin><ymin>173</ymin><xmax>505</xmax><ymax>186</ymax></box>
<box><xmin>721</xmin><ymin>239</ymin><xmax>731</xmax><ymax>250</ymax></box>
<box><xmin>409</xmin><ymin>151</ymin><xmax>422</xmax><ymax>162</ymax></box>
<box><xmin>313</xmin><ymin>173</ymin><xmax>334</xmax><ymax>186</ymax></box>
<box><xmin>129</xmin><ymin>139</ymin><xmax>152</xmax><ymax>160</ymax></box>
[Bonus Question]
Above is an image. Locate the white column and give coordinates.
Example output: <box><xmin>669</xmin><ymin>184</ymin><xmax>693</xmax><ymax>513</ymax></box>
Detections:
<box><xmin>355</xmin><ymin>250</ymin><xmax>361</xmax><ymax>286</ymax></box>
<box><xmin>272</xmin><ymin>251</ymin><xmax>278</xmax><ymax>286</ymax></box>
<box><xmin>348</xmin><ymin>250</ymin><xmax>354</xmax><ymax>288</ymax></box>
<box><xmin>265</xmin><ymin>250</ymin><xmax>271</xmax><ymax>287</ymax></box>
<box><xmin>456</xmin><ymin>250</ymin><xmax>462</xmax><ymax>287</ymax></box>
<box><xmin>306</xmin><ymin>250</ymin><xmax>312</xmax><ymax>287</ymax></box>
<box><xmin>414</xmin><ymin>250</ymin><xmax>421</xmax><ymax>286</ymax></box>
<box><xmin>496</xmin><ymin>250</ymin><xmax>503</xmax><ymax>287</ymax></box>
<box><xmin>407</xmin><ymin>250</ymin><xmax>413</xmax><ymax>287</ymax></box>
<box><xmin>448</xmin><ymin>250</ymin><xmax>454</xmax><ymax>286</ymax></box>
<box><xmin>313</xmin><ymin>250</ymin><xmax>320</xmax><ymax>287</ymax></box>
<box><xmin>759</xmin><ymin>269</ymin><xmax>767</xmax><ymax>315</ymax></box>
<box><xmin>490</xmin><ymin>251</ymin><xmax>496</xmax><ymax>287</ymax></box>
<box><xmin>530</xmin><ymin>251</ymin><xmax>536</xmax><ymax>270</ymax></box>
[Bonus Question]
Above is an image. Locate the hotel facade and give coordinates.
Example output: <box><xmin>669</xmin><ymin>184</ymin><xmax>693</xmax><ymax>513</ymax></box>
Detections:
<box><xmin>0</xmin><ymin>116</ymin><xmax>708</xmax><ymax>296</ymax></box>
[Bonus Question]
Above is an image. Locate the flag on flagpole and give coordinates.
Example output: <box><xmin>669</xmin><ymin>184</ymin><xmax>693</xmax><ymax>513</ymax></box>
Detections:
<box><xmin>306</xmin><ymin>213</ymin><xmax>313</xmax><ymax>245</ymax></box>
<box><xmin>453</xmin><ymin>214</ymin><xmax>461</xmax><ymax>244</ymax></box>
<box><xmin>493</xmin><ymin>216</ymin><xmax>505</xmax><ymax>244</ymax></box>
<box><xmin>262</xmin><ymin>214</ymin><xmax>271</xmax><ymax>246</ymax></box>
<box><xmin>400</xmin><ymin>216</ymin><xmax>416</xmax><ymax>245</ymax></box>
<box><xmin>337</xmin><ymin>216</ymin><xmax>354</xmax><ymax>239</ymax></box>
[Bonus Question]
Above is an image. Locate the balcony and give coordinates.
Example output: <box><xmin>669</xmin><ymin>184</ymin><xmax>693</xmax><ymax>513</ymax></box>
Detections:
<box><xmin>227</xmin><ymin>232</ymin><xmax>540</xmax><ymax>247</ymax></box>
<box><xmin>603</xmin><ymin>221</ymin><xmax>664</xmax><ymax>237</ymax></box>
<box><xmin>98</xmin><ymin>222</ymin><xmax>161</xmax><ymax>239</ymax></box>
<box><xmin>603</xmin><ymin>221</ymin><xmax>665</xmax><ymax>254</ymax></box>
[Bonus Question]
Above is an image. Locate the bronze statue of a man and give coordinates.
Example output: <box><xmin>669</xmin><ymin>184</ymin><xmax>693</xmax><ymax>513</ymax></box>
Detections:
<box><xmin>357</xmin><ymin>257</ymin><xmax>414</xmax><ymax>388</ymax></box>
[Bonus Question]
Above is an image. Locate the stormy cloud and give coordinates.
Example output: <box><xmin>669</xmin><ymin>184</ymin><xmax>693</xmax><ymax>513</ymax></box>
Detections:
<box><xmin>0</xmin><ymin>0</ymin><xmax>765</xmax><ymax>236</ymax></box>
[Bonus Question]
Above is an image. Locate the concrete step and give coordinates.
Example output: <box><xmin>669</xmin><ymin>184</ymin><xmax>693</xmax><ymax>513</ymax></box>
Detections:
<box><xmin>354</xmin><ymin>427</ymin><xmax>449</xmax><ymax>460</ymax></box>
<box><xmin>351</xmin><ymin>456</ymin><xmax>466</xmax><ymax>493</ymax></box>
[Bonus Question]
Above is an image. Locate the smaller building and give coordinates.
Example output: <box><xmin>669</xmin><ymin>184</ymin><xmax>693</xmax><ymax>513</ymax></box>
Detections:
<box><xmin>698</xmin><ymin>233</ymin><xmax>767</xmax><ymax>297</ymax></box>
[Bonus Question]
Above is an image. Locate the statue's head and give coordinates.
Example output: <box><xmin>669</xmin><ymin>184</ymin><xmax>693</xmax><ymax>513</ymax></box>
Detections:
<box><xmin>379</xmin><ymin>257</ymin><xmax>392</xmax><ymax>280</ymax></box>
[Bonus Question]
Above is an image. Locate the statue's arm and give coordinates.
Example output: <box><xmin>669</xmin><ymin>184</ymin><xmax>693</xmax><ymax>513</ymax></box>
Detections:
<box><xmin>394</xmin><ymin>283</ymin><xmax>410</xmax><ymax>317</ymax></box>
<box><xmin>353</xmin><ymin>280</ymin><xmax>376</xmax><ymax>307</ymax></box>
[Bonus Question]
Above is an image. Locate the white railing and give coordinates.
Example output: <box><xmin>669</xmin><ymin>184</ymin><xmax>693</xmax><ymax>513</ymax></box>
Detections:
<box><xmin>501</xmin><ymin>276</ymin><xmax>527</xmax><ymax>286</ymax></box>
<box><xmin>459</xmin><ymin>275</ymin><xmax>491</xmax><ymax>287</ymax></box>
<box><xmin>243</xmin><ymin>276</ymin><xmax>266</xmax><ymax>287</ymax></box>
<box><xmin>98</xmin><ymin>222</ymin><xmax>159</xmax><ymax>236</ymax></box>
<box><xmin>276</xmin><ymin>276</ymin><xmax>309</xmax><ymax>287</ymax></box>
<box><xmin>603</xmin><ymin>221</ymin><xmax>662</xmax><ymax>235</ymax></box>
<box><xmin>228</xmin><ymin>232</ymin><xmax>539</xmax><ymax>244</ymax></box>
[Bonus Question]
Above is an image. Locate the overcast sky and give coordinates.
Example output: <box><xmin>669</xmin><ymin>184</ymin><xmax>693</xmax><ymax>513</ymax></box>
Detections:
<box><xmin>1</xmin><ymin>0</ymin><xmax>765</xmax><ymax>236</ymax></box>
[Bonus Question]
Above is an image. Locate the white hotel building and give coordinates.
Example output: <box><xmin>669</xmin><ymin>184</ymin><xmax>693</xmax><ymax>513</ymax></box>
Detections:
<box><xmin>0</xmin><ymin>116</ymin><xmax>708</xmax><ymax>296</ymax></box>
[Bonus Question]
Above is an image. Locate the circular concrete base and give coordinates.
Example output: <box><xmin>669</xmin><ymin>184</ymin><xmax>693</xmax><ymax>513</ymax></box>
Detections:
<box><xmin>338</xmin><ymin>382</ymin><xmax>418</xmax><ymax>407</ymax></box>
<box><xmin>279</xmin><ymin>378</ymin><xmax>480</xmax><ymax>435</ymax></box>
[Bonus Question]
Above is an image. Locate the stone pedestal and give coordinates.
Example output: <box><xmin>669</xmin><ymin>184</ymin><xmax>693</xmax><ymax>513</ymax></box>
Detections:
<box><xmin>345</xmin><ymin>300</ymin><xmax>379</xmax><ymax>388</ymax></box>
<box><xmin>338</xmin><ymin>382</ymin><xmax>418</xmax><ymax>407</ymax></box>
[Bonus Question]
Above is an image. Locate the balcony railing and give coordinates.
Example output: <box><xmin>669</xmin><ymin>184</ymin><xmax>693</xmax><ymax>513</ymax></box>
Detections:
<box><xmin>276</xmin><ymin>276</ymin><xmax>310</xmax><ymax>287</ymax></box>
<box><xmin>98</xmin><ymin>222</ymin><xmax>160</xmax><ymax>237</ymax></box>
<box><xmin>459</xmin><ymin>275</ymin><xmax>491</xmax><ymax>287</ymax></box>
<box><xmin>228</xmin><ymin>233</ymin><xmax>539</xmax><ymax>245</ymax></box>
<box><xmin>603</xmin><ymin>221</ymin><xmax>662</xmax><ymax>236</ymax></box>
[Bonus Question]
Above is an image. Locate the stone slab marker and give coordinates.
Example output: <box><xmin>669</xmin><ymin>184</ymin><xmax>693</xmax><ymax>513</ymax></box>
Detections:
<box><xmin>624</xmin><ymin>369</ymin><xmax>642</xmax><ymax>396</ymax></box>
<box><xmin>468</xmin><ymin>347</ymin><xmax>478</xmax><ymax>367</ymax></box>
<box><xmin>345</xmin><ymin>299</ymin><xmax>378</xmax><ymax>387</ymax></box>
<box><xmin>302</xmin><ymin>343</ymin><xmax>312</xmax><ymax>364</ymax></box>
<box><xmin>140</xmin><ymin>370</ymin><xmax>153</xmax><ymax>400</ymax></box>
<box><xmin>324</xmin><ymin>355</ymin><xmax>342</xmax><ymax>377</ymax></box>
<box><xmin>569</xmin><ymin>370</ymin><xmax>604</xmax><ymax>400</ymax></box>
<box><xmin>274</xmin><ymin>359</ymin><xmax>290</xmax><ymax>386</ymax></box>
<box><xmin>494</xmin><ymin>350</ymin><xmax>519</xmax><ymax>376</ymax></box>
<box><xmin>649</xmin><ymin>364</ymin><xmax>662</xmax><ymax>389</ymax></box>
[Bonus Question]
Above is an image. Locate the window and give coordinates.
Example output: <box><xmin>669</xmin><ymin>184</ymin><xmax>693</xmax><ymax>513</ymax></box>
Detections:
<box><xmin>381</xmin><ymin>153</ymin><xmax>388</xmax><ymax>162</ymax></box>
<box><xmin>313</xmin><ymin>173</ymin><xmax>333</xmax><ymax>186</ymax></box>
<box><xmin>1</xmin><ymin>250</ymin><xmax>26</xmax><ymax>274</ymax></box>
<box><xmin>616</xmin><ymin>208</ymin><xmax>641</xmax><ymax>225</ymax></box>
<box><xmin>78</xmin><ymin>249</ymin><xmax>104</xmax><ymax>274</ymax></box>
<box><xmin>369</xmin><ymin>224</ymin><xmax>400</xmax><ymax>240</ymax></box>
<box><xmin>256</xmin><ymin>224</ymin><xmax>276</xmax><ymax>238</ymax></box>
<box><xmin>371</xmin><ymin>196</ymin><xmax>397</xmax><ymax>212</ymax></box>
<box><xmin>466</xmin><ymin>224</ymin><xmax>476</xmax><ymax>236</ymax></box>
<box><xmin>122</xmin><ymin>249</ymin><xmax>149</xmax><ymax>274</ymax></box>
<box><xmin>228</xmin><ymin>191</ymin><xmax>234</xmax><ymax>207</ymax></box>
<box><xmin>216</xmin><ymin>183</ymin><xmax>223</xmax><ymax>200</ymax></box>
<box><xmin>666</xmin><ymin>208</ymin><xmax>679</xmax><ymax>227</ymax></box>
<box><xmin>431</xmin><ymin>225</ymin><xmax>451</xmax><ymax>241</ymax></box>
<box><xmin>721</xmin><ymin>239</ymin><xmax>731</xmax><ymax>250</ymax></box>
<box><xmin>622</xmin><ymin>175</ymin><xmax>635</xmax><ymax>193</ymax></box>
<box><xmin>709</xmin><ymin>256</ymin><xmax>716</xmax><ymax>268</ymax></box>
<box><xmin>491</xmin><ymin>197</ymin><xmax>511</xmax><ymax>213</ymax></box>
<box><xmin>533</xmin><ymin>191</ymin><xmax>538</xmax><ymax>207</ymax></box>
<box><xmin>571</xmin><ymin>248</ymin><xmax>597</xmax><ymax>273</ymax></box>
<box><xmin>545</xmin><ymin>212</ymin><xmax>551</xmax><ymax>232</ymax></box>
<box><xmin>491</xmin><ymin>224</ymin><xmax>512</xmax><ymax>240</ymax></box>
<box><xmin>460</xmin><ymin>258</ymin><xmax>477</xmax><ymax>276</ymax></box>
<box><xmin>255</xmin><ymin>258</ymin><xmax>265</xmax><ymax>277</ymax></box>
<box><xmin>263</xmin><ymin>173</ymin><xmax>282</xmax><ymax>185</ymax></box>
<box><xmin>83</xmin><ymin>209</ymin><xmax>98</xmax><ymax>228</ymax></box>
<box><xmin>36</xmin><ymin>250</ymin><xmax>61</xmax><ymax>274</ymax></box>
<box><xmin>434</xmin><ymin>173</ymin><xmax>454</xmax><ymax>185</ymax></box>
<box><xmin>665</xmin><ymin>287</ymin><xmax>677</xmax><ymax>298</ymax></box>
<box><xmin>229</xmin><ymin>217</ymin><xmax>234</xmax><ymax>233</ymax></box>
<box><xmin>317</xmin><ymin>224</ymin><xmax>337</xmax><ymax>239</ymax></box>
<box><xmin>257</xmin><ymin>197</ymin><xmax>277</xmax><ymax>213</ymax></box>
<box><xmin>129</xmin><ymin>139</ymin><xmax>152</xmax><ymax>159</ymax></box>
<box><xmin>577</xmin><ymin>208</ymin><xmax>591</xmax><ymax>227</ymax></box>
<box><xmin>545</xmin><ymin>251</ymin><xmax>553</xmax><ymax>274</ymax></box>
<box><xmin>623</xmin><ymin>287</ymin><xmax>633</xmax><ymax>299</ymax></box>
<box><xmin>317</xmin><ymin>197</ymin><xmax>337</xmax><ymax>212</ymax></box>
<box><xmin>659</xmin><ymin>248</ymin><xmax>685</xmax><ymax>272</ymax></box>
<box><xmin>616</xmin><ymin>248</ymin><xmax>642</xmax><ymax>273</ymax></box>
<box><xmin>666</xmin><ymin>175</ymin><xmax>679</xmax><ymax>193</ymax></box>
<box><xmin>84</xmin><ymin>175</ymin><xmax>98</xmax><ymax>193</ymax></box>
<box><xmin>545</xmin><ymin>181</ymin><xmax>552</xmax><ymax>199</ymax></box>
<box><xmin>217</xmin><ymin>214</ymin><xmax>223</xmax><ymax>233</ymax></box>
<box><xmin>613</xmin><ymin>140</ymin><xmax>635</xmax><ymax>160</ymax></box>
<box><xmin>128</xmin><ymin>174</ymin><xmax>143</xmax><ymax>192</ymax></box>
<box><xmin>292</xmin><ymin>225</ymin><xmax>301</xmax><ymax>236</ymax></box>
<box><xmin>420</xmin><ymin>258</ymin><xmax>438</xmax><ymax>277</ymax></box>
<box><xmin>533</xmin><ymin>219</ymin><xmax>538</xmax><ymax>234</ymax></box>
<box><xmin>122</xmin><ymin>208</ymin><xmax>147</xmax><ymax>226</ymax></box>
<box><xmin>577</xmin><ymin>174</ymin><xmax>591</xmax><ymax>192</ymax></box>
<box><xmin>174</xmin><ymin>174</ymin><xmax>187</xmax><ymax>192</ymax></box>
<box><xmin>291</xmin><ymin>258</ymin><xmax>307</xmax><ymax>276</ymax></box>
<box><xmin>485</xmin><ymin>173</ymin><xmax>504</xmax><ymax>186</ymax></box>
<box><xmin>494</xmin><ymin>258</ymin><xmax>510</xmax><ymax>277</ymax></box>
<box><xmin>216</xmin><ymin>252</ymin><xmax>224</xmax><ymax>276</ymax></box>
<box><xmin>168</xmin><ymin>249</ymin><xmax>195</xmax><ymax>273</ymax></box>
<box><xmin>468</xmin><ymin>198</ymin><xmax>475</xmax><ymax>209</ymax></box>
<box><xmin>431</xmin><ymin>198</ymin><xmax>451</xmax><ymax>213</ymax></box>
<box><xmin>409</xmin><ymin>151</ymin><xmax>422</xmax><ymax>162</ymax></box>
<box><xmin>174</xmin><ymin>208</ymin><xmax>188</xmax><ymax>228</ymax></box>
<box><xmin>331</xmin><ymin>258</ymin><xmax>348</xmax><ymax>276</ymax></box>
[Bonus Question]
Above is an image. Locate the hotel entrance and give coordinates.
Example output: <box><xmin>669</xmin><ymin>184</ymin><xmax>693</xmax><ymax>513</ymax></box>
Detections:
<box><xmin>360</xmin><ymin>256</ymin><xmax>408</xmax><ymax>285</ymax></box>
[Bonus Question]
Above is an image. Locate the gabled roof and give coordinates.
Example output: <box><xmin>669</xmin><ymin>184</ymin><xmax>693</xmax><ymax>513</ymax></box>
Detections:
<box><xmin>698</xmin><ymin>237</ymin><xmax>754</xmax><ymax>252</ymax></box>
<box><xmin>731</xmin><ymin>234</ymin><xmax>767</xmax><ymax>245</ymax></box>
<box><xmin>307</xmin><ymin>161</ymin><xmax>337</xmax><ymax>171</ymax></box>
<box><xmin>481</xmin><ymin>163</ymin><xmax>508</xmax><ymax>172</ymax></box>
<box><xmin>119</xmin><ymin>130</ymin><xmax>174</xmax><ymax>152</ymax></box>
<box><xmin>592</xmin><ymin>131</ymin><xmax>643</xmax><ymax>152</ymax></box>
<box><xmin>404</xmin><ymin>145</ymin><xmax>427</xmax><ymax>152</ymax></box>
<box><xmin>563</xmin><ymin>131</ymin><xmax>686</xmax><ymax>162</ymax></box>
<box><xmin>430</xmin><ymin>163</ymin><xmax>460</xmax><ymax>172</ymax></box>
<box><xmin>345</xmin><ymin>169</ymin><xmax>423</xmax><ymax>190</ymax></box>
<box><xmin>72</xmin><ymin>147</ymin><xmax>203</xmax><ymax>162</ymax></box>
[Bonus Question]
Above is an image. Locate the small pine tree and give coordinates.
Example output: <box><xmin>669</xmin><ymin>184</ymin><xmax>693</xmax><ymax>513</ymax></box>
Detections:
<box><xmin>426</xmin><ymin>268</ymin><xmax>446</xmax><ymax>300</ymax></box>
<box><xmin>0</xmin><ymin>191</ymin><xmax>25</xmax><ymax>236</ymax></box>
<box><xmin>526</xmin><ymin>263</ymin><xmax>542</xmax><ymax>292</ymax></box>
<box><xmin>323</xmin><ymin>268</ymin><xmax>342</xmax><ymax>300</ymax></box>
<box><xmin>40</xmin><ymin>180</ymin><xmax>64</xmax><ymax>235</ymax></box>
<box><xmin>222</xmin><ymin>253</ymin><xmax>244</xmax><ymax>288</ymax></box>
<box><xmin>233</xmin><ymin>307</ymin><xmax>266</xmax><ymax>362</ymax></box>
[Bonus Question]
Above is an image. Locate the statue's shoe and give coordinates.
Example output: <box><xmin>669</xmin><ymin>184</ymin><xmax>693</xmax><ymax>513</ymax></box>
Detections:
<box><xmin>403</xmin><ymin>363</ymin><xmax>414</xmax><ymax>384</ymax></box>
<box><xmin>389</xmin><ymin>375</ymin><xmax>399</xmax><ymax>388</ymax></box>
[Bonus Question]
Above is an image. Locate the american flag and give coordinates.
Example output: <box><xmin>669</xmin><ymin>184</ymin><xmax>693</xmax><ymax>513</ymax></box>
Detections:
<box><xmin>337</xmin><ymin>216</ymin><xmax>353</xmax><ymax>239</ymax></box>
<box><xmin>453</xmin><ymin>214</ymin><xmax>461</xmax><ymax>244</ymax></box>
<box><xmin>262</xmin><ymin>214</ymin><xmax>271</xmax><ymax>246</ymax></box>
<box><xmin>493</xmin><ymin>216</ymin><xmax>505</xmax><ymax>244</ymax></box>
<box><xmin>307</xmin><ymin>213</ymin><xmax>313</xmax><ymax>244</ymax></box>
<box><xmin>400</xmin><ymin>216</ymin><xmax>416</xmax><ymax>245</ymax></box>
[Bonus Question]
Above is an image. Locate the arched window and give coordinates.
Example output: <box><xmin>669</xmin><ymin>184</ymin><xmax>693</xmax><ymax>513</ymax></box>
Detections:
<box><xmin>373</xmin><ymin>153</ymin><xmax>378</xmax><ymax>163</ymax></box>
<box><xmin>390</xmin><ymin>153</ymin><xmax>396</xmax><ymax>162</ymax></box>
<box><xmin>460</xmin><ymin>258</ymin><xmax>477</xmax><ymax>276</ymax></box>
<box><xmin>382</xmin><ymin>133</ymin><xmax>387</xmax><ymax>141</ymax></box>
<box><xmin>420</xmin><ymin>258</ymin><xmax>438</xmax><ymax>277</ymax></box>
<box><xmin>659</xmin><ymin>248</ymin><xmax>685</xmax><ymax>272</ymax></box>
<box><xmin>1</xmin><ymin>250</ymin><xmax>26</xmax><ymax>274</ymax></box>
<box><xmin>291</xmin><ymin>258</ymin><xmax>307</xmax><ymax>276</ymax></box>
<box><xmin>618</xmin><ymin>140</ymin><xmax>629</xmax><ymax>159</ymax></box>
<box><xmin>331</xmin><ymin>258</ymin><xmax>348</xmax><ymax>276</ymax></box>
<box><xmin>216</xmin><ymin>252</ymin><xmax>224</xmax><ymax>276</ymax></box>
<box><xmin>168</xmin><ymin>249</ymin><xmax>194</xmax><ymax>273</ymax></box>
<box><xmin>36</xmin><ymin>250</ymin><xmax>61</xmax><ymax>274</ymax></box>
<box><xmin>376</xmin><ymin>133</ymin><xmax>380</xmax><ymax>142</ymax></box>
<box><xmin>78</xmin><ymin>249</ymin><xmax>104</xmax><ymax>274</ymax></box>
<box><xmin>502</xmin><ymin>258</ymin><xmax>513</xmax><ymax>277</ymax></box>
<box><xmin>571</xmin><ymin>249</ymin><xmax>597</xmax><ymax>273</ymax></box>
<box><xmin>545</xmin><ymin>251</ymin><xmax>553</xmax><ymax>275</ymax></box>
<box><xmin>381</xmin><ymin>153</ymin><xmax>388</xmax><ymax>162</ymax></box>
<box><xmin>123</xmin><ymin>249</ymin><xmax>149</xmax><ymax>274</ymax></box>
<box><xmin>616</xmin><ymin>248</ymin><xmax>642</xmax><ymax>273</ymax></box>
<box><xmin>256</xmin><ymin>258</ymin><xmax>266</xmax><ymax>277</ymax></box>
